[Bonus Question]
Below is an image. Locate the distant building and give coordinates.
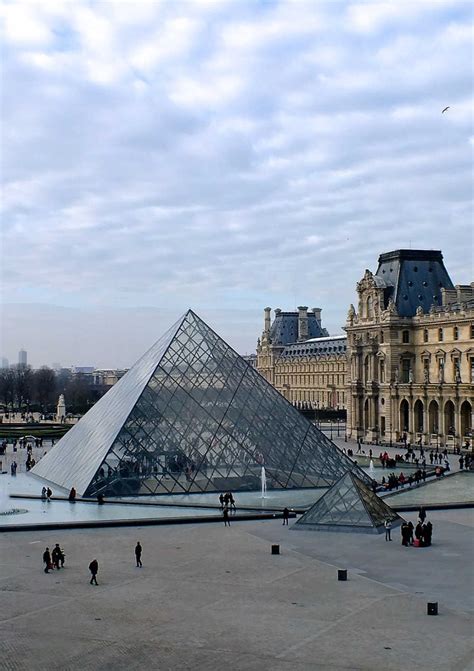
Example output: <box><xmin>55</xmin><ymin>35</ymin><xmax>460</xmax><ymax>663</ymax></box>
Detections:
<box><xmin>1</xmin><ymin>357</ymin><xmax>9</xmax><ymax>369</ymax></box>
<box><xmin>52</xmin><ymin>362</ymin><xmax>62</xmax><ymax>371</ymax></box>
<box><xmin>18</xmin><ymin>349</ymin><xmax>27</xmax><ymax>366</ymax></box>
<box><xmin>256</xmin><ymin>307</ymin><xmax>347</xmax><ymax>409</ymax></box>
<box><xmin>70</xmin><ymin>366</ymin><xmax>95</xmax><ymax>374</ymax></box>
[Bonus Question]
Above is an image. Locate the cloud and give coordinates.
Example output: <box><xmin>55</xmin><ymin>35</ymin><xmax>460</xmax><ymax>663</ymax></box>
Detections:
<box><xmin>0</xmin><ymin>0</ymin><xmax>472</xmax><ymax>366</ymax></box>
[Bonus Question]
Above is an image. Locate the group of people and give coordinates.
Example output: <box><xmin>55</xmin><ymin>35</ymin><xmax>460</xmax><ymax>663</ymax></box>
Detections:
<box><xmin>41</xmin><ymin>487</ymin><xmax>53</xmax><ymax>500</ymax></box>
<box><xmin>42</xmin><ymin>542</ymin><xmax>144</xmax><ymax>584</ymax></box>
<box><xmin>401</xmin><ymin>508</ymin><xmax>433</xmax><ymax>547</ymax></box>
<box><xmin>219</xmin><ymin>492</ymin><xmax>236</xmax><ymax>526</ymax></box>
<box><xmin>380</xmin><ymin>469</ymin><xmax>427</xmax><ymax>490</ymax></box>
<box><xmin>42</xmin><ymin>544</ymin><xmax>65</xmax><ymax>572</ymax></box>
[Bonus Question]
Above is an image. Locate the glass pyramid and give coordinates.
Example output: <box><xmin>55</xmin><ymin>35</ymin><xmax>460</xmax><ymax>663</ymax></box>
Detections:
<box><xmin>293</xmin><ymin>472</ymin><xmax>403</xmax><ymax>534</ymax></box>
<box><xmin>33</xmin><ymin>310</ymin><xmax>369</xmax><ymax>497</ymax></box>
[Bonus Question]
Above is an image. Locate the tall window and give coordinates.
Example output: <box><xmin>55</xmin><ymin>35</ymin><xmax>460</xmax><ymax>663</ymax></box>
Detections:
<box><xmin>471</xmin><ymin>324</ymin><xmax>474</xmax><ymax>339</ymax></box>
<box><xmin>471</xmin><ymin>358</ymin><xmax>474</xmax><ymax>384</ymax></box>
<box><xmin>401</xmin><ymin>359</ymin><xmax>411</xmax><ymax>383</ymax></box>
<box><xmin>402</xmin><ymin>330</ymin><xmax>410</xmax><ymax>343</ymax></box>
<box><xmin>380</xmin><ymin>359</ymin><xmax>385</xmax><ymax>383</ymax></box>
<box><xmin>423</xmin><ymin>328</ymin><xmax>429</xmax><ymax>343</ymax></box>
<box><xmin>380</xmin><ymin>331</ymin><xmax>384</xmax><ymax>343</ymax></box>
<box><xmin>438</xmin><ymin>328</ymin><xmax>443</xmax><ymax>342</ymax></box>
<box><xmin>366</xmin><ymin>296</ymin><xmax>373</xmax><ymax>319</ymax></box>
<box><xmin>453</xmin><ymin>326</ymin><xmax>459</xmax><ymax>341</ymax></box>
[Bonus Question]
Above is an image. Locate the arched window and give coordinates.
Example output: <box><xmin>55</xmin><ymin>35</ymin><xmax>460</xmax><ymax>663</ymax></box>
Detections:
<box><xmin>453</xmin><ymin>326</ymin><xmax>459</xmax><ymax>341</ymax></box>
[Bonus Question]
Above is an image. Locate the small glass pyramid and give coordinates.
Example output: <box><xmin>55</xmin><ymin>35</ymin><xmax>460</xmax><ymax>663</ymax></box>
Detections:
<box><xmin>293</xmin><ymin>472</ymin><xmax>403</xmax><ymax>533</ymax></box>
<box><xmin>33</xmin><ymin>310</ymin><xmax>368</xmax><ymax>497</ymax></box>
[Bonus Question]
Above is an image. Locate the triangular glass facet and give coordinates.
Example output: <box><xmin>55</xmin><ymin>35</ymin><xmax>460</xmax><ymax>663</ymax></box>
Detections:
<box><xmin>293</xmin><ymin>472</ymin><xmax>402</xmax><ymax>533</ymax></box>
<box><xmin>33</xmin><ymin>310</ymin><xmax>368</xmax><ymax>497</ymax></box>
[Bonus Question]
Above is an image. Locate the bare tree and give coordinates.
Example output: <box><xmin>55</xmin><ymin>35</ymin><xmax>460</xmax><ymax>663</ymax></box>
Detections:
<box><xmin>34</xmin><ymin>367</ymin><xmax>57</xmax><ymax>411</ymax></box>
<box><xmin>0</xmin><ymin>368</ymin><xmax>16</xmax><ymax>409</ymax></box>
<box><xmin>14</xmin><ymin>364</ymin><xmax>34</xmax><ymax>412</ymax></box>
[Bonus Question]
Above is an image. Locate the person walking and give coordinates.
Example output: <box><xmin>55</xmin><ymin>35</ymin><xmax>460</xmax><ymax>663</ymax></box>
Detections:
<box><xmin>223</xmin><ymin>505</ymin><xmax>231</xmax><ymax>527</ymax></box>
<box><xmin>384</xmin><ymin>519</ymin><xmax>392</xmax><ymax>541</ymax></box>
<box><xmin>52</xmin><ymin>544</ymin><xmax>62</xmax><ymax>570</ymax></box>
<box><xmin>135</xmin><ymin>542</ymin><xmax>143</xmax><ymax>567</ymax></box>
<box><xmin>89</xmin><ymin>559</ymin><xmax>99</xmax><ymax>585</ymax></box>
<box><xmin>43</xmin><ymin>547</ymin><xmax>51</xmax><ymax>573</ymax></box>
<box><xmin>418</xmin><ymin>506</ymin><xmax>426</xmax><ymax>524</ymax></box>
<box><xmin>282</xmin><ymin>507</ymin><xmax>290</xmax><ymax>525</ymax></box>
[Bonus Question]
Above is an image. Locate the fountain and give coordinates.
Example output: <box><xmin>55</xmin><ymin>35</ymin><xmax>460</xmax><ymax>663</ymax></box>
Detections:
<box><xmin>261</xmin><ymin>466</ymin><xmax>267</xmax><ymax>499</ymax></box>
<box><xmin>0</xmin><ymin>476</ymin><xmax>27</xmax><ymax>517</ymax></box>
<box><xmin>368</xmin><ymin>459</ymin><xmax>375</xmax><ymax>476</ymax></box>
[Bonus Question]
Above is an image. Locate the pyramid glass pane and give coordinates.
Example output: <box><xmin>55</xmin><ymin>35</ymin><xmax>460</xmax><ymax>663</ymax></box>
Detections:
<box><xmin>295</xmin><ymin>473</ymin><xmax>402</xmax><ymax>531</ymax></box>
<box><xmin>33</xmin><ymin>310</ymin><xmax>368</xmax><ymax>497</ymax></box>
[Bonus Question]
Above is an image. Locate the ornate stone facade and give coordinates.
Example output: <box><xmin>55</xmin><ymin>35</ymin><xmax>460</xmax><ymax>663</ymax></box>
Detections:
<box><xmin>345</xmin><ymin>251</ymin><xmax>473</xmax><ymax>448</ymax></box>
<box><xmin>255</xmin><ymin>250</ymin><xmax>473</xmax><ymax>448</ymax></box>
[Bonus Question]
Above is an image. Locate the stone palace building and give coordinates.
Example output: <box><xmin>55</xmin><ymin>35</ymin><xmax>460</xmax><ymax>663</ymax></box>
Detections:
<box><xmin>256</xmin><ymin>249</ymin><xmax>473</xmax><ymax>448</ymax></box>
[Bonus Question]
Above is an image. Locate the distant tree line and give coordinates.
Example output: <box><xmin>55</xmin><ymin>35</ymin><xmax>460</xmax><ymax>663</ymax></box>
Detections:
<box><xmin>0</xmin><ymin>365</ymin><xmax>106</xmax><ymax>416</ymax></box>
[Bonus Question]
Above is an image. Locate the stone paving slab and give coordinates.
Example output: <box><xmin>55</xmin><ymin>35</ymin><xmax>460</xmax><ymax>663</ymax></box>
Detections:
<box><xmin>0</xmin><ymin>518</ymin><xmax>473</xmax><ymax>671</ymax></box>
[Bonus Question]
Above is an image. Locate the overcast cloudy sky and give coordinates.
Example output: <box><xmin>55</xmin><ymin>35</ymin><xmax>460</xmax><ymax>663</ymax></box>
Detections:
<box><xmin>1</xmin><ymin>0</ymin><xmax>472</xmax><ymax>368</ymax></box>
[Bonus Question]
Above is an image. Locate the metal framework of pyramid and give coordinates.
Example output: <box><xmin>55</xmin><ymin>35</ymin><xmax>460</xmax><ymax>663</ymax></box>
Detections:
<box><xmin>292</xmin><ymin>472</ymin><xmax>403</xmax><ymax>534</ymax></box>
<box><xmin>33</xmin><ymin>310</ymin><xmax>369</xmax><ymax>498</ymax></box>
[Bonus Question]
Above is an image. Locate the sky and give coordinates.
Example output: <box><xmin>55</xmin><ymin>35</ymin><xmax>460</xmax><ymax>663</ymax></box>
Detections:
<box><xmin>1</xmin><ymin>0</ymin><xmax>473</xmax><ymax>368</ymax></box>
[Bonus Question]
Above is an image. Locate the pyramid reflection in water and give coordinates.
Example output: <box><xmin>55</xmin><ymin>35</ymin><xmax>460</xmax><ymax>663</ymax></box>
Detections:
<box><xmin>33</xmin><ymin>310</ymin><xmax>368</xmax><ymax>497</ymax></box>
<box><xmin>293</xmin><ymin>472</ymin><xmax>403</xmax><ymax>534</ymax></box>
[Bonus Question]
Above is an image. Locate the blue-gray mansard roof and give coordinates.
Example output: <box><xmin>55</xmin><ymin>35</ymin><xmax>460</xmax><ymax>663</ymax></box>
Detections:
<box><xmin>280</xmin><ymin>335</ymin><xmax>347</xmax><ymax>359</ymax></box>
<box><xmin>375</xmin><ymin>249</ymin><xmax>454</xmax><ymax>317</ymax></box>
<box><xmin>269</xmin><ymin>310</ymin><xmax>328</xmax><ymax>345</ymax></box>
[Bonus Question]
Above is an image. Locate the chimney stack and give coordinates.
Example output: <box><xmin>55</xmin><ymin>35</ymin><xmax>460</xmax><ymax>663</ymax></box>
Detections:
<box><xmin>297</xmin><ymin>306</ymin><xmax>308</xmax><ymax>342</ymax></box>
<box><xmin>312</xmin><ymin>307</ymin><xmax>322</xmax><ymax>324</ymax></box>
<box><xmin>264</xmin><ymin>307</ymin><xmax>271</xmax><ymax>334</ymax></box>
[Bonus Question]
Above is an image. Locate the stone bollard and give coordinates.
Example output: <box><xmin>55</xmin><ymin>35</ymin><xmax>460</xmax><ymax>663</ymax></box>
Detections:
<box><xmin>338</xmin><ymin>569</ymin><xmax>347</xmax><ymax>581</ymax></box>
<box><xmin>427</xmin><ymin>602</ymin><xmax>438</xmax><ymax>615</ymax></box>
<box><xmin>271</xmin><ymin>544</ymin><xmax>280</xmax><ymax>555</ymax></box>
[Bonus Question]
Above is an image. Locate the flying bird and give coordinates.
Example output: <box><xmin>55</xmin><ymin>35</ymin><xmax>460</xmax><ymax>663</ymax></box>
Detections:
<box><xmin>442</xmin><ymin>106</ymin><xmax>450</xmax><ymax>113</ymax></box>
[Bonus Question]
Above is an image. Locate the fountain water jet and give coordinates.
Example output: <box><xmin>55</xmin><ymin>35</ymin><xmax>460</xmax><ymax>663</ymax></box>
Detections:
<box><xmin>261</xmin><ymin>466</ymin><xmax>267</xmax><ymax>499</ymax></box>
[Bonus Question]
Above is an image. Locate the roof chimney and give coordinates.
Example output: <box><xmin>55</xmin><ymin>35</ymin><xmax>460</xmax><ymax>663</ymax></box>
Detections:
<box><xmin>264</xmin><ymin>307</ymin><xmax>271</xmax><ymax>334</ymax></box>
<box><xmin>312</xmin><ymin>307</ymin><xmax>322</xmax><ymax>324</ymax></box>
<box><xmin>297</xmin><ymin>306</ymin><xmax>308</xmax><ymax>342</ymax></box>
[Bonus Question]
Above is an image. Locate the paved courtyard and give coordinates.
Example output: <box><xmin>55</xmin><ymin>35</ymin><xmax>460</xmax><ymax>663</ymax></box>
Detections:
<box><xmin>0</xmin><ymin>510</ymin><xmax>473</xmax><ymax>671</ymax></box>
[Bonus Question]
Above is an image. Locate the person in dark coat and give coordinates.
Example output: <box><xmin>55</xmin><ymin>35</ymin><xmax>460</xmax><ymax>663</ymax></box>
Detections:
<box><xmin>135</xmin><ymin>542</ymin><xmax>143</xmax><ymax>567</ymax></box>
<box><xmin>68</xmin><ymin>487</ymin><xmax>76</xmax><ymax>502</ymax></box>
<box><xmin>52</xmin><ymin>544</ymin><xmax>62</xmax><ymax>570</ymax></box>
<box><xmin>401</xmin><ymin>522</ymin><xmax>409</xmax><ymax>546</ymax></box>
<box><xmin>424</xmin><ymin>521</ymin><xmax>433</xmax><ymax>546</ymax></box>
<box><xmin>407</xmin><ymin>521</ymin><xmax>414</xmax><ymax>545</ymax></box>
<box><xmin>43</xmin><ymin>547</ymin><xmax>51</xmax><ymax>573</ymax></box>
<box><xmin>282</xmin><ymin>508</ymin><xmax>290</xmax><ymax>525</ymax></box>
<box><xmin>418</xmin><ymin>506</ymin><xmax>426</xmax><ymax>524</ymax></box>
<box><xmin>219</xmin><ymin>493</ymin><xmax>224</xmax><ymax>510</ymax></box>
<box><xmin>89</xmin><ymin>559</ymin><xmax>99</xmax><ymax>585</ymax></box>
<box><xmin>415</xmin><ymin>522</ymin><xmax>423</xmax><ymax>544</ymax></box>
<box><xmin>223</xmin><ymin>506</ymin><xmax>231</xmax><ymax>527</ymax></box>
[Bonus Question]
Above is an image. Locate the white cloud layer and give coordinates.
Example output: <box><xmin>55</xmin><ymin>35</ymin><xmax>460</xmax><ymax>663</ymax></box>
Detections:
<box><xmin>1</xmin><ymin>0</ymin><xmax>472</xmax><ymax>366</ymax></box>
